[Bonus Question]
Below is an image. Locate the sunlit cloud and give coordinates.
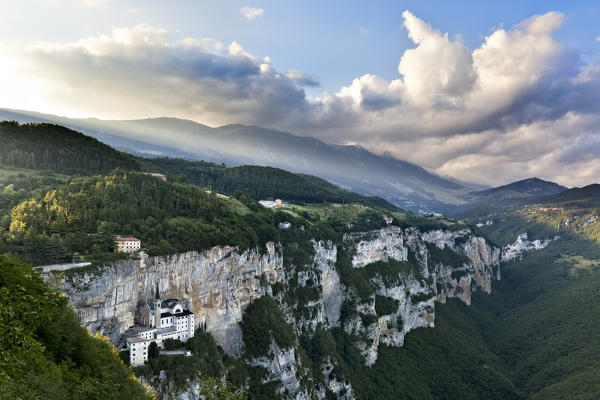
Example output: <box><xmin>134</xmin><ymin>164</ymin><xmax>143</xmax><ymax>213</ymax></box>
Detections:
<box><xmin>0</xmin><ymin>11</ymin><xmax>599</xmax><ymax>186</ymax></box>
<box><xmin>240</xmin><ymin>6</ymin><xmax>264</xmax><ymax>19</ymax></box>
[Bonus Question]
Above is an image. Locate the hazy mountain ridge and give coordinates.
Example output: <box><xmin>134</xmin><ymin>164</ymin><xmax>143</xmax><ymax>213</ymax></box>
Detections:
<box><xmin>0</xmin><ymin>122</ymin><xmax>403</xmax><ymax>215</ymax></box>
<box><xmin>0</xmin><ymin>108</ymin><xmax>473</xmax><ymax>213</ymax></box>
<box><xmin>470</xmin><ymin>177</ymin><xmax>567</xmax><ymax>199</ymax></box>
<box><xmin>454</xmin><ymin>177</ymin><xmax>569</xmax><ymax>218</ymax></box>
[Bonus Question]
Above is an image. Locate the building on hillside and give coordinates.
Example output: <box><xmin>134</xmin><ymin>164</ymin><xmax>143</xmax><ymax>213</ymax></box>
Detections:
<box><xmin>127</xmin><ymin>298</ymin><xmax>195</xmax><ymax>366</ymax></box>
<box><xmin>145</xmin><ymin>173</ymin><xmax>167</xmax><ymax>181</ymax></box>
<box><xmin>115</xmin><ymin>237</ymin><xmax>141</xmax><ymax>253</ymax></box>
<box><xmin>258</xmin><ymin>199</ymin><xmax>283</xmax><ymax>208</ymax></box>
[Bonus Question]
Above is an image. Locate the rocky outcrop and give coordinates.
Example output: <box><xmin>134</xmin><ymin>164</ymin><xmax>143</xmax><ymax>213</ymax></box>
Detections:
<box><xmin>501</xmin><ymin>232</ymin><xmax>558</xmax><ymax>262</ymax></box>
<box><xmin>350</xmin><ymin>227</ymin><xmax>408</xmax><ymax>268</ymax></box>
<box><xmin>314</xmin><ymin>242</ymin><xmax>343</xmax><ymax>328</ymax></box>
<box><xmin>250</xmin><ymin>342</ymin><xmax>311</xmax><ymax>400</ymax></box>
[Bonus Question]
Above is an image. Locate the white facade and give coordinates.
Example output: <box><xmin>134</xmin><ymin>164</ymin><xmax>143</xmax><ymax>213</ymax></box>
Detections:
<box><xmin>128</xmin><ymin>337</ymin><xmax>150</xmax><ymax>367</ymax></box>
<box><xmin>258</xmin><ymin>199</ymin><xmax>282</xmax><ymax>208</ymax></box>
<box><xmin>115</xmin><ymin>237</ymin><xmax>141</xmax><ymax>253</ymax></box>
<box><xmin>127</xmin><ymin>298</ymin><xmax>195</xmax><ymax>366</ymax></box>
<box><xmin>145</xmin><ymin>173</ymin><xmax>167</xmax><ymax>181</ymax></box>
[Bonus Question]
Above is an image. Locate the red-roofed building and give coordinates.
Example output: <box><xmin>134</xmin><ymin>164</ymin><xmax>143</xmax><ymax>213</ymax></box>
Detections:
<box><xmin>115</xmin><ymin>236</ymin><xmax>141</xmax><ymax>253</ymax></box>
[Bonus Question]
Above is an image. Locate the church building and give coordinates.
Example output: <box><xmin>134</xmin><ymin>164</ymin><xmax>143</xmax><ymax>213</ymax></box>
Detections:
<box><xmin>127</xmin><ymin>298</ymin><xmax>195</xmax><ymax>366</ymax></box>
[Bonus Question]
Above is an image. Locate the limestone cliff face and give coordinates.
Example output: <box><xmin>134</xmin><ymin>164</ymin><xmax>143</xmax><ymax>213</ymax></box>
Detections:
<box><xmin>323</xmin><ymin>227</ymin><xmax>500</xmax><ymax>366</ymax></box>
<box><xmin>44</xmin><ymin>225</ymin><xmax>500</xmax><ymax>400</ymax></box>
<box><xmin>44</xmin><ymin>243</ymin><xmax>283</xmax><ymax>355</ymax></box>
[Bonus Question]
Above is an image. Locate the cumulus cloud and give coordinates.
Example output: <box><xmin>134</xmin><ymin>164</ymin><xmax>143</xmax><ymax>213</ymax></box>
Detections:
<box><xmin>285</xmin><ymin>70</ymin><xmax>320</xmax><ymax>87</ymax></box>
<box><xmin>399</xmin><ymin>11</ymin><xmax>476</xmax><ymax>106</ymax></box>
<box><xmin>240</xmin><ymin>6</ymin><xmax>264</xmax><ymax>19</ymax></box>
<box><xmin>0</xmin><ymin>11</ymin><xmax>599</xmax><ymax>187</ymax></box>
<box><xmin>0</xmin><ymin>24</ymin><xmax>309</xmax><ymax>127</ymax></box>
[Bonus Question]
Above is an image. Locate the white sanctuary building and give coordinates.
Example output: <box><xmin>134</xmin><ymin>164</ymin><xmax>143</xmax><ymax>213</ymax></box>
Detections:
<box><xmin>127</xmin><ymin>298</ymin><xmax>195</xmax><ymax>366</ymax></box>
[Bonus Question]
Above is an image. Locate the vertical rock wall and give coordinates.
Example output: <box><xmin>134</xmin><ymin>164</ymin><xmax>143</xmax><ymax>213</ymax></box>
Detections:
<box><xmin>44</xmin><ymin>226</ymin><xmax>500</xmax><ymax>399</ymax></box>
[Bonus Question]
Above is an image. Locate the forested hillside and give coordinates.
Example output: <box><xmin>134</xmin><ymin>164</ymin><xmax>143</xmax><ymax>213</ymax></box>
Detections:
<box><xmin>0</xmin><ymin>109</ymin><xmax>474</xmax><ymax>213</ymax></box>
<box><xmin>0</xmin><ymin>122</ymin><xmax>397</xmax><ymax>210</ymax></box>
<box><xmin>0</xmin><ymin>256</ymin><xmax>153</xmax><ymax>400</ymax></box>
<box><xmin>426</xmin><ymin>231</ymin><xmax>600</xmax><ymax>399</ymax></box>
<box><xmin>0</xmin><ymin>166</ymin><xmax>407</xmax><ymax>266</ymax></box>
<box><xmin>0</xmin><ymin>121</ymin><xmax>140</xmax><ymax>174</ymax></box>
<box><xmin>143</xmin><ymin>158</ymin><xmax>398</xmax><ymax>210</ymax></box>
<box><xmin>1</xmin><ymin>170</ymin><xmax>282</xmax><ymax>265</ymax></box>
<box><xmin>444</xmin><ymin>185</ymin><xmax>600</xmax><ymax>399</ymax></box>
<box><xmin>470</xmin><ymin>184</ymin><xmax>600</xmax><ymax>246</ymax></box>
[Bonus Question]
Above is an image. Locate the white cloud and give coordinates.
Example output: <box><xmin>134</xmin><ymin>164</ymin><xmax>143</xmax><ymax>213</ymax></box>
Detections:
<box><xmin>0</xmin><ymin>24</ymin><xmax>306</xmax><ymax>127</ymax></box>
<box><xmin>398</xmin><ymin>11</ymin><xmax>476</xmax><ymax>106</ymax></box>
<box><xmin>240</xmin><ymin>6</ymin><xmax>264</xmax><ymax>19</ymax></box>
<box><xmin>285</xmin><ymin>70</ymin><xmax>320</xmax><ymax>87</ymax></box>
<box><xmin>0</xmin><ymin>11</ymin><xmax>599</xmax><ymax>187</ymax></box>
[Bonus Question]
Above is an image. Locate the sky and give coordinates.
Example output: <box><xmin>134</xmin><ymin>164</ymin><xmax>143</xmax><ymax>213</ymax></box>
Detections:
<box><xmin>1</xmin><ymin>0</ymin><xmax>600</xmax><ymax>187</ymax></box>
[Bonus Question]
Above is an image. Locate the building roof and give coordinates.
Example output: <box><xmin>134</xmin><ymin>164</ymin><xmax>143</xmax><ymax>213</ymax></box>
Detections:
<box><xmin>160</xmin><ymin>309</ymin><xmax>194</xmax><ymax>318</ymax></box>
<box><xmin>151</xmin><ymin>299</ymin><xmax>181</xmax><ymax>310</ymax></box>
<box><xmin>137</xmin><ymin>327</ymin><xmax>157</xmax><ymax>333</ymax></box>
<box><xmin>156</xmin><ymin>326</ymin><xmax>178</xmax><ymax>336</ymax></box>
<box><xmin>127</xmin><ymin>337</ymin><xmax>151</xmax><ymax>344</ymax></box>
<box><xmin>116</xmin><ymin>237</ymin><xmax>140</xmax><ymax>242</ymax></box>
<box><xmin>162</xmin><ymin>299</ymin><xmax>180</xmax><ymax>308</ymax></box>
<box><xmin>174</xmin><ymin>310</ymin><xmax>194</xmax><ymax>317</ymax></box>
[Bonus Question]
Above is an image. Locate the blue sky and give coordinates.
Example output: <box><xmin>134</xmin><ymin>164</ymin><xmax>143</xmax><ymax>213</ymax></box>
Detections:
<box><xmin>3</xmin><ymin>0</ymin><xmax>599</xmax><ymax>95</ymax></box>
<box><xmin>1</xmin><ymin>1</ymin><xmax>600</xmax><ymax>186</ymax></box>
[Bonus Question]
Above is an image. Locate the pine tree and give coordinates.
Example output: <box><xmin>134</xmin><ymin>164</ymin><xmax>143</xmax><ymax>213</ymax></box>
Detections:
<box><xmin>94</xmin><ymin>221</ymin><xmax>115</xmax><ymax>252</ymax></box>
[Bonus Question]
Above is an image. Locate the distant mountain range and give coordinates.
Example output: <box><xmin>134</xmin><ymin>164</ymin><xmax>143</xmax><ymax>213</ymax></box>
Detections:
<box><xmin>0</xmin><ymin>121</ymin><xmax>400</xmax><ymax>212</ymax></box>
<box><xmin>0</xmin><ymin>108</ymin><xmax>574</xmax><ymax>214</ymax></box>
<box><xmin>0</xmin><ymin>108</ymin><xmax>479</xmax><ymax>213</ymax></box>
<box><xmin>455</xmin><ymin>177</ymin><xmax>571</xmax><ymax>221</ymax></box>
<box><xmin>467</xmin><ymin>177</ymin><xmax>567</xmax><ymax>204</ymax></box>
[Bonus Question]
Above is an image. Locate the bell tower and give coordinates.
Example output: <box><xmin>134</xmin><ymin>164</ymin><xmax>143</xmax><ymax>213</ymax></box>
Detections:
<box><xmin>154</xmin><ymin>283</ymin><xmax>161</xmax><ymax>329</ymax></box>
<box><xmin>155</xmin><ymin>299</ymin><xmax>162</xmax><ymax>328</ymax></box>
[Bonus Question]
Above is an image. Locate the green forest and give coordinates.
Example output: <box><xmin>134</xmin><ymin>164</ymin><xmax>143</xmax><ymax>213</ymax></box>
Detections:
<box><xmin>0</xmin><ymin>167</ymin><xmax>406</xmax><ymax>266</ymax></box>
<box><xmin>0</xmin><ymin>121</ymin><xmax>140</xmax><ymax>174</ymax></box>
<box><xmin>0</xmin><ymin>122</ymin><xmax>401</xmax><ymax>266</ymax></box>
<box><xmin>0</xmin><ymin>121</ymin><xmax>396</xmax><ymax>210</ymax></box>
<box><xmin>0</xmin><ymin>256</ymin><xmax>153</xmax><ymax>400</ymax></box>
<box><xmin>143</xmin><ymin>157</ymin><xmax>398</xmax><ymax>210</ymax></box>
